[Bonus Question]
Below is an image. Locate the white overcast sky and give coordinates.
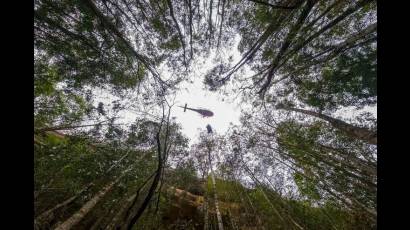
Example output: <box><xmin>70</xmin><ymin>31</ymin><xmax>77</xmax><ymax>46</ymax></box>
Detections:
<box><xmin>162</xmin><ymin>35</ymin><xmax>245</xmax><ymax>145</ymax></box>
<box><xmin>171</xmin><ymin>77</ymin><xmax>241</xmax><ymax>145</ymax></box>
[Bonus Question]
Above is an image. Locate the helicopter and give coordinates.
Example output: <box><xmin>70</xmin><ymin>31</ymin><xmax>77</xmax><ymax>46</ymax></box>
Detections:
<box><xmin>179</xmin><ymin>103</ymin><xmax>214</xmax><ymax>117</ymax></box>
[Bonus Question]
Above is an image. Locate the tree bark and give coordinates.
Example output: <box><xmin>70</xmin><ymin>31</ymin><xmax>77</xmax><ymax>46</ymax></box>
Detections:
<box><xmin>216</xmin><ymin>0</ymin><xmax>226</xmax><ymax>50</ymax></box>
<box><xmin>188</xmin><ymin>0</ymin><xmax>194</xmax><ymax>58</ymax></box>
<box><xmin>82</xmin><ymin>0</ymin><xmax>165</xmax><ymax>84</ymax></box>
<box><xmin>280</xmin><ymin>0</ymin><xmax>374</xmax><ymax>66</ymax></box>
<box><xmin>207</xmin><ymin>143</ymin><xmax>224</xmax><ymax>230</ymax></box>
<box><xmin>247</xmin><ymin>0</ymin><xmax>302</xmax><ymax>9</ymax></box>
<box><xmin>124</xmin><ymin>132</ymin><xmax>163</xmax><ymax>229</ymax></box>
<box><xmin>210</xmin><ymin>171</ymin><xmax>224</xmax><ymax>230</ymax></box>
<box><xmin>104</xmin><ymin>193</ymin><xmax>137</xmax><ymax>230</ymax></box>
<box><xmin>258</xmin><ymin>0</ymin><xmax>317</xmax><ymax>95</ymax></box>
<box><xmin>166</xmin><ymin>0</ymin><xmax>187</xmax><ymax>66</ymax></box>
<box><xmin>208</xmin><ymin>0</ymin><xmax>213</xmax><ymax>46</ymax></box>
<box><xmin>35</xmin><ymin>122</ymin><xmax>109</xmax><ymax>133</ymax></box>
<box><xmin>223</xmin><ymin>4</ymin><xmax>292</xmax><ymax>81</ymax></box>
<box><xmin>34</xmin><ymin>183</ymin><xmax>93</xmax><ymax>229</ymax></box>
<box><xmin>203</xmin><ymin>194</ymin><xmax>209</xmax><ymax>230</ymax></box>
<box><xmin>54</xmin><ymin>176</ymin><xmax>124</xmax><ymax>230</ymax></box>
<box><xmin>282</xmin><ymin>106</ymin><xmax>377</xmax><ymax>144</ymax></box>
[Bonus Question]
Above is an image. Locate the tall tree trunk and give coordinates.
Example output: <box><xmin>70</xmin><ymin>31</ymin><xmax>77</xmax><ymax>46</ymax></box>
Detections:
<box><xmin>54</xmin><ymin>176</ymin><xmax>124</xmax><ymax>230</ymax></box>
<box><xmin>258</xmin><ymin>0</ymin><xmax>317</xmax><ymax>95</ymax></box>
<box><xmin>203</xmin><ymin>194</ymin><xmax>209</xmax><ymax>230</ymax></box>
<box><xmin>282</xmin><ymin>106</ymin><xmax>377</xmax><ymax>144</ymax></box>
<box><xmin>123</xmin><ymin>132</ymin><xmax>163</xmax><ymax>229</ymax></box>
<box><xmin>247</xmin><ymin>0</ymin><xmax>301</xmax><ymax>9</ymax></box>
<box><xmin>281</xmin><ymin>0</ymin><xmax>374</xmax><ymax>64</ymax></box>
<box><xmin>210</xmin><ymin>171</ymin><xmax>224</xmax><ymax>230</ymax></box>
<box><xmin>223</xmin><ymin>4</ymin><xmax>292</xmax><ymax>81</ymax></box>
<box><xmin>89</xmin><ymin>215</ymin><xmax>105</xmax><ymax>230</ymax></box>
<box><xmin>82</xmin><ymin>0</ymin><xmax>165</xmax><ymax>83</ymax></box>
<box><xmin>207</xmin><ymin>145</ymin><xmax>224</xmax><ymax>230</ymax></box>
<box><xmin>34</xmin><ymin>182</ymin><xmax>94</xmax><ymax>229</ymax></box>
<box><xmin>233</xmin><ymin>180</ymin><xmax>265</xmax><ymax>230</ymax></box>
<box><xmin>228</xmin><ymin>210</ymin><xmax>238</xmax><ymax>230</ymax></box>
<box><xmin>317</xmin><ymin>143</ymin><xmax>376</xmax><ymax>176</ymax></box>
<box><xmin>216</xmin><ymin>0</ymin><xmax>225</xmax><ymax>50</ymax></box>
<box><xmin>243</xmin><ymin>161</ymin><xmax>304</xmax><ymax>230</ymax></box>
<box><xmin>188</xmin><ymin>0</ymin><xmax>193</xmax><ymax>58</ymax></box>
<box><xmin>208</xmin><ymin>0</ymin><xmax>213</xmax><ymax>46</ymax></box>
<box><xmin>104</xmin><ymin>193</ymin><xmax>137</xmax><ymax>230</ymax></box>
<box><xmin>36</xmin><ymin>121</ymin><xmax>110</xmax><ymax>133</ymax></box>
<box><xmin>166</xmin><ymin>0</ymin><xmax>187</xmax><ymax>66</ymax></box>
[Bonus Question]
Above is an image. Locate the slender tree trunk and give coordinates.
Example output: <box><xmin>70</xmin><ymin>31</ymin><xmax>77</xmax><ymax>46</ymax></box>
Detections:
<box><xmin>283</xmin><ymin>106</ymin><xmax>377</xmax><ymax>144</ymax></box>
<box><xmin>258</xmin><ymin>0</ymin><xmax>317</xmax><ymax>94</ymax></box>
<box><xmin>228</xmin><ymin>210</ymin><xmax>238</xmax><ymax>230</ymax></box>
<box><xmin>280</xmin><ymin>0</ymin><xmax>374</xmax><ymax>65</ymax></box>
<box><xmin>34</xmin><ymin>136</ymin><xmax>45</xmax><ymax>146</ymax></box>
<box><xmin>216</xmin><ymin>0</ymin><xmax>225</xmax><ymax>50</ymax></box>
<box><xmin>210</xmin><ymin>171</ymin><xmax>224</xmax><ymax>230</ymax></box>
<box><xmin>207</xmin><ymin>145</ymin><xmax>224</xmax><ymax>230</ymax></box>
<box><xmin>301</xmin><ymin>0</ymin><xmax>343</xmax><ymax>33</ymax></box>
<box><xmin>243</xmin><ymin>162</ymin><xmax>304</xmax><ymax>230</ymax></box>
<box><xmin>247</xmin><ymin>0</ymin><xmax>301</xmax><ymax>9</ymax></box>
<box><xmin>208</xmin><ymin>0</ymin><xmax>213</xmax><ymax>46</ymax></box>
<box><xmin>243</xmin><ymin>165</ymin><xmax>286</xmax><ymax>224</ymax></box>
<box><xmin>36</xmin><ymin>121</ymin><xmax>110</xmax><ymax>133</ymax></box>
<box><xmin>83</xmin><ymin>0</ymin><xmax>163</xmax><ymax>82</ymax></box>
<box><xmin>317</xmin><ymin>143</ymin><xmax>376</xmax><ymax>176</ymax></box>
<box><xmin>203</xmin><ymin>194</ymin><xmax>209</xmax><ymax>230</ymax></box>
<box><xmin>89</xmin><ymin>215</ymin><xmax>105</xmax><ymax>230</ymax></box>
<box><xmin>34</xmin><ymin>183</ymin><xmax>93</xmax><ymax>229</ymax></box>
<box><xmin>312</xmin><ymin>22</ymin><xmax>376</xmax><ymax>60</ymax></box>
<box><xmin>35</xmin><ymin>166</ymin><xmax>65</xmax><ymax>199</ymax></box>
<box><xmin>188</xmin><ymin>0</ymin><xmax>193</xmax><ymax>58</ymax></box>
<box><xmin>233</xmin><ymin>180</ymin><xmax>265</xmax><ymax>230</ymax></box>
<box><xmin>124</xmin><ymin>132</ymin><xmax>163</xmax><ymax>229</ymax></box>
<box><xmin>166</xmin><ymin>0</ymin><xmax>187</xmax><ymax>66</ymax></box>
<box><xmin>54</xmin><ymin>176</ymin><xmax>124</xmax><ymax>230</ymax></box>
<box><xmin>223</xmin><ymin>6</ymin><xmax>292</xmax><ymax>81</ymax></box>
<box><xmin>104</xmin><ymin>193</ymin><xmax>137</xmax><ymax>230</ymax></box>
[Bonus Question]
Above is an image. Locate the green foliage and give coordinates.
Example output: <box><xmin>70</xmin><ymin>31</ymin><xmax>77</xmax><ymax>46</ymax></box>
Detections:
<box><xmin>296</xmin><ymin>47</ymin><xmax>377</xmax><ymax>111</ymax></box>
<box><xmin>159</xmin><ymin>35</ymin><xmax>181</xmax><ymax>51</ymax></box>
<box><xmin>275</xmin><ymin>119</ymin><xmax>376</xmax><ymax>222</ymax></box>
<box><xmin>253</xmin><ymin>5</ymin><xmax>275</xmax><ymax>27</ymax></box>
<box><xmin>151</xmin><ymin>17</ymin><xmax>168</xmax><ymax>37</ymax></box>
<box><xmin>293</xmin><ymin>173</ymin><xmax>320</xmax><ymax>201</ymax></box>
<box><xmin>203</xmin><ymin>64</ymin><xmax>231</xmax><ymax>91</ymax></box>
<box><xmin>34</xmin><ymin>63</ymin><xmax>60</xmax><ymax>97</ymax></box>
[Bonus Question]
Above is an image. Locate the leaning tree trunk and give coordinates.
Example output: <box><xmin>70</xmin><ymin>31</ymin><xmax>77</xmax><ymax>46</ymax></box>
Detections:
<box><xmin>35</xmin><ymin>121</ymin><xmax>109</xmax><ymax>133</ymax></box>
<box><xmin>54</xmin><ymin>175</ymin><xmax>124</xmax><ymax>230</ymax></box>
<box><xmin>34</xmin><ymin>182</ymin><xmax>94</xmax><ymax>230</ymax></box>
<box><xmin>282</xmin><ymin>106</ymin><xmax>377</xmax><ymax>144</ymax></box>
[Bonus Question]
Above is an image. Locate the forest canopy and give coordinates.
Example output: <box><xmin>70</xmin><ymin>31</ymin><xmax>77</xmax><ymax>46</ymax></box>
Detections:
<box><xmin>34</xmin><ymin>0</ymin><xmax>377</xmax><ymax>229</ymax></box>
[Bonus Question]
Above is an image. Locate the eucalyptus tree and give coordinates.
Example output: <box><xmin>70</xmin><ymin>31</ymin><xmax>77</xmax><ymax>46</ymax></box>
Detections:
<box><xmin>224</xmin><ymin>107</ymin><xmax>377</xmax><ymax>227</ymax></box>
<box><xmin>203</xmin><ymin>0</ymin><xmax>376</xmax><ymax>108</ymax></box>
